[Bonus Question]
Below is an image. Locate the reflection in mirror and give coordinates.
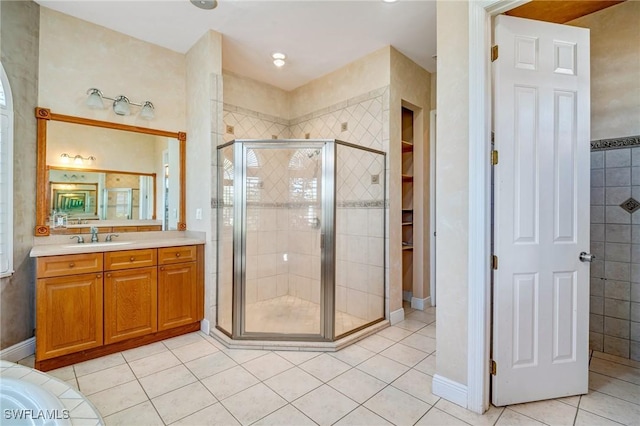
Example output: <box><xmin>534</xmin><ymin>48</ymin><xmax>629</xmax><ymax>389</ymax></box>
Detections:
<box><xmin>45</xmin><ymin>120</ymin><xmax>181</xmax><ymax>231</ymax></box>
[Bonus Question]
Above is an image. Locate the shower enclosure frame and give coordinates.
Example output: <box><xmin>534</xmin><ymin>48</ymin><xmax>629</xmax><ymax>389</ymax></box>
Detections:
<box><xmin>217</xmin><ymin>139</ymin><xmax>386</xmax><ymax>342</ymax></box>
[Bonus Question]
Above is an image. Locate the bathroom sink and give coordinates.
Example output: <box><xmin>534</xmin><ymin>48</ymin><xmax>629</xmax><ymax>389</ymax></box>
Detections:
<box><xmin>62</xmin><ymin>241</ymin><xmax>133</xmax><ymax>248</ymax></box>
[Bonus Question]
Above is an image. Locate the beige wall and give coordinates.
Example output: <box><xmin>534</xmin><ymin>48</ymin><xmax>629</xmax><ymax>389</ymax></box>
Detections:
<box><xmin>38</xmin><ymin>7</ymin><xmax>186</xmax><ymax>132</ymax></box>
<box><xmin>0</xmin><ymin>0</ymin><xmax>39</xmax><ymax>350</ymax></box>
<box><xmin>223</xmin><ymin>71</ymin><xmax>290</xmax><ymax>119</ymax></box>
<box><xmin>435</xmin><ymin>0</ymin><xmax>470</xmax><ymax>386</ymax></box>
<box><xmin>568</xmin><ymin>1</ymin><xmax>640</xmax><ymax>140</ymax></box>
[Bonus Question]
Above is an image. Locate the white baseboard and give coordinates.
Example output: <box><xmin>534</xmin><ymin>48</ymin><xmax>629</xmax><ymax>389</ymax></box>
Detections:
<box><xmin>402</xmin><ymin>291</ymin><xmax>413</xmax><ymax>302</ymax></box>
<box><xmin>200</xmin><ymin>319</ymin><xmax>211</xmax><ymax>335</ymax></box>
<box><xmin>411</xmin><ymin>296</ymin><xmax>432</xmax><ymax>311</ymax></box>
<box><xmin>432</xmin><ymin>374</ymin><xmax>468</xmax><ymax>408</ymax></box>
<box><xmin>389</xmin><ymin>308</ymin><xmax>405</xmax><ymax>325</ymax></box>
<box><xmin>0</xmin><ymin>337</ymin><xmax>35</xmax><ymax>363</ymax></box>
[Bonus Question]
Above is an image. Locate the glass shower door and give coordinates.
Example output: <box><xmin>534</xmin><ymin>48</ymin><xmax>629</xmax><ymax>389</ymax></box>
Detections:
<box><xmin>240</xmin><ymin>143</ymin><xmax>325</xmax><ymax>337</ymax></box>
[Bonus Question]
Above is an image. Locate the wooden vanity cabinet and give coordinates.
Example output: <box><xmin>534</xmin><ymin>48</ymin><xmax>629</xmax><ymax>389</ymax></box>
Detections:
<box><xmin>36</xmin><ymin>254</ymin><xmax>104</xmax><ymax>361</ymax></box>
<box><xmin>35</xmin><ymin>244</ymin><xmax>204</xmax><ymax>371</ymax></box>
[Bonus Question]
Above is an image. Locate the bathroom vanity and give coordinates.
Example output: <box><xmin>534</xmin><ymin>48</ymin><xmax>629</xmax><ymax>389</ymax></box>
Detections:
<box><xmin>30</xmin><ymin>236</ymin><xmax>205</xmax><ymax>371</ymax></box>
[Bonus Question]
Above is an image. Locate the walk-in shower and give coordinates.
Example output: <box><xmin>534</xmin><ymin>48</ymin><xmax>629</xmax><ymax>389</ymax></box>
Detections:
<box><xmin>217</xmin><ymin>139</ymin><xmax>386</xmax><ymax>341</ymax></box>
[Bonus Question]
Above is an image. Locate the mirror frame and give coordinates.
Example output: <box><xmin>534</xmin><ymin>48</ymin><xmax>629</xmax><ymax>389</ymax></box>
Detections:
<box><xmin>35</xmin><ymin>107</ymin><xmax>187</xmax><ymax>236</ymax></box>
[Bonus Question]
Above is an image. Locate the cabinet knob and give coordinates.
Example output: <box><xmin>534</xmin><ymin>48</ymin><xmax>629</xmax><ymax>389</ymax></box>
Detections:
<box><xmin>106</xmin><ymin>273</ymin><xmax>111</xmax><ymax>278</ymax></box>
<box><xmin>160</xmin><ymin>267</ymin><xmax>165</xmax><ymax>271</ymax></box>
<box><xmin>176</xmin><ymin>252</ymin><xmax>181</xmax><ymax>257</ymax></box>
<box><xmin>69</xmin><ymin>262</ymin><xmax>75</xmax><ymax>268</ymax></box>
<box><xmin>130</xmin><ymin>257</ymin><xmax>135</xmax><ymax>262</ymax></box>
<box><xmin>96</xmin><ymin>274</ymin><xmax>102</xmax><ymax>278</ymax></box>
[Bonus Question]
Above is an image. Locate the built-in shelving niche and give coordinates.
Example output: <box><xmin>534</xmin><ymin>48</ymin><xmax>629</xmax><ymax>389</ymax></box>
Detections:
<box><xmin>401</xmin><ymin>107</ymin><xmax>414</xmax><ymax>296</ymax></box>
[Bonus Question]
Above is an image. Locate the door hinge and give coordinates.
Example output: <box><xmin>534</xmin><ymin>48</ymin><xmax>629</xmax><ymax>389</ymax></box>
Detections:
<box><xmin>490</xmin><ymin>359</ymin><xmax>497</xmax><ymax>375</ymax></box>
<box><xmin>491</xmin><ymin>45</ymin><xmax>499</xmax><ymax>62</ymax></box>
<box><xmin>491</xmin><ymin>150</ymin><xmax>499</xmax><ymax>165</ymax></box>
<box><xmin>491</xmin><ymin>255</ymin><xmax>498</xmax><ymax>270</ymax></box>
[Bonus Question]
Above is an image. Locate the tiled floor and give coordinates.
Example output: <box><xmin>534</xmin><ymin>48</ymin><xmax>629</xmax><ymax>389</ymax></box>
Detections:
<box><xmin>17</xmin><ymin>303</ymin><xmax>640</xmax><ymax>425</ymax></box>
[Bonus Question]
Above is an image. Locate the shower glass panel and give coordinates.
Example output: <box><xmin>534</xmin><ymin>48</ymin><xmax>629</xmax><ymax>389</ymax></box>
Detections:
<box><xmin>242</xmin><ymin>144</ymin><xmax>324</xmax><ymax>336</ymax></box>
<box><xmin>335</xmin><ymin>144</ymin><xmax>385</xmax><ymax>337</ymax></box>
<box><xmin>217</xmin><ymin>145</ymin><xmax>235</xmax><ymax>335</ymax></box>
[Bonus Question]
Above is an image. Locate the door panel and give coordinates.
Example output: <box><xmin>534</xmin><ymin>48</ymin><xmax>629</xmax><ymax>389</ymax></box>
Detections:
<box><xmin>493</xmin><ymin>15</ymin><xmax>590</xmax><ymax>406</ymax></box>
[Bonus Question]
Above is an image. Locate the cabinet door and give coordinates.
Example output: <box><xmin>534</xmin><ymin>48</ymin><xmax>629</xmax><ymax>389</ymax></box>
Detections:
<box><xmin>158</xmin><ymin>262</ymin><xmax>197</xmax><ymax>330</ymax></box>
<box><xmin>104</xmin><ymin>267</ymin><xmax>157</xmax><ymax>344</ymax></box>
<box><xmin>36</xmin><ymin>273</ymin><xmax>103</xmax><ymax>361</ymax></box>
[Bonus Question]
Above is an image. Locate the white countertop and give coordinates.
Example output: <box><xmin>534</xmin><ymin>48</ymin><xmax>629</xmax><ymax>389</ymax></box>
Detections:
<box><xmin>30</xmin><ymin>231</ymin><xmax>206</xmax><ymax>257</ymax></box>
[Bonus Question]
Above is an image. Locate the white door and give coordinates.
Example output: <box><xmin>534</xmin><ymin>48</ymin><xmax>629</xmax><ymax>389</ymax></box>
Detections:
<box><xmin>492</xmin><ymin>15</ymin><xmax>590</xmax><ymax>406</ymax></box>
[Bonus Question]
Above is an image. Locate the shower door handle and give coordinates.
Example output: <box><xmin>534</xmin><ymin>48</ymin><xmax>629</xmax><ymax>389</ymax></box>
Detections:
<box><xmin>579</xmin><ymin>252</ymin><xmax>595</xmax><ymax>263</ymax></box>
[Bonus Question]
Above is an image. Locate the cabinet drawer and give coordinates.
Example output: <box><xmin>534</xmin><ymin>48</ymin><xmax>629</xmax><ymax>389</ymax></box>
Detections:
<box><xmin>158</xmin><ymin>246</ymin><xmax>197</xmax><ymax>265</ymax></box>
<box><xmin>104</xmin><ymin>249</ymin><xmax>157</xmax><ymax>271</ymax></box>
<box><xmin>37</xmin><ymin>253</ymin><xmax>103</xmax><ymax>278</ymax></box>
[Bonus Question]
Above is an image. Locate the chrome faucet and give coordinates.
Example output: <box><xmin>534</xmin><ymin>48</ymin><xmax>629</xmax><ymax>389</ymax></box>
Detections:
<box><xmin>105</xmin><ymin>234</ymin><xmax>119</xmax><ymax>242</ymax></box>
<box><xmin>90</xmin><ymin>226</ymin><xmax>99</xmax><ymax>243</ymax></box>
<box><xmin>69</xmin><ymin>235</ymin><xmax>85</xmax><ymax>244</ymax></box>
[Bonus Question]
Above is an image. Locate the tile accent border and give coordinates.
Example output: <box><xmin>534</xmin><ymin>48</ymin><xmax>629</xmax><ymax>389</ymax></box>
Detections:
<box><xmin>591</xmin><ymin>135</ymin><xmax>640</xmax><ymax>151</ymax></box>
<box><xmin>432</xmin><ymin>374</ymin><xmax>469</xmax><ymax>408</ymax></box>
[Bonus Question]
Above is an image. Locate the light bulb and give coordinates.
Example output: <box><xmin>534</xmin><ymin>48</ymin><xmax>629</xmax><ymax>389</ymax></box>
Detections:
<box><xmin>74</xmin><ymin>155</ymin><xmax>83</xmax><ymax>165</ymax></box>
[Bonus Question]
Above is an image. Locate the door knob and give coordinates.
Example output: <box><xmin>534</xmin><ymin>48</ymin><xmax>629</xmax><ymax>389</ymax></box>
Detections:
<box><xmin>579</xmin><ymin>252</ymin><xmax>595</xmax><ymax>262</ymax></box>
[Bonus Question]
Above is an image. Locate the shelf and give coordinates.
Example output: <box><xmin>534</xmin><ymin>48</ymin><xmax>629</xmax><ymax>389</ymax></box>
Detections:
<box><xmin>402</xmin><ymin>208</ymin><xmax>413</xmax><ymax>212</ymax></box>
<box><xmin>402</xmin><ymin>245</ymin><xmax>413</xmax><ymax>251</ymax></box>
<box><xmin>402</xmin><ymin>174</ymin><xmax>413</xmax><ymax>182</ymax></box>
<box><xmin>402</xmin><ymin>222</ymin><xmax>413</xmax><ymax>226</ymax></box>
<box><xmin>402</xmin><ymin>140</ymin><xmax>414</xmax><ymax>153</ymax></box>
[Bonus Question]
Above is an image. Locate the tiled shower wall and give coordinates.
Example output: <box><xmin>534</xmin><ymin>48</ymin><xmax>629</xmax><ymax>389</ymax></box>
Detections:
<box><xmin>590</xmin><ymin>142</ymin><xmax>640</xmax><ymax>361</ymax></box>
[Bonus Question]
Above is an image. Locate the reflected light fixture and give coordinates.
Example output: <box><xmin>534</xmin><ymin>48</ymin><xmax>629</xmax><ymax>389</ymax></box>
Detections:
<box><xmin>86</xmin><ymin>88</ymin><xmax>155</xmax><ymax>119</ymax></box>
<box><xmin>60</xmin><ymin>153</ymin><xmax>96</xmax><ymax>165</ymax></box>
<box><xmin>272</xmin><ymin>52</ymin><xmax>286</xmax><ymax>68</ymax></box>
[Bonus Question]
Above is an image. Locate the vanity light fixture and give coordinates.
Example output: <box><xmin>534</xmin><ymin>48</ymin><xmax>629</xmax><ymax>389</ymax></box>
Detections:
<box><xmin>86</xmin><ymin>88</ymin><xmax>155</xmax><ymax>120</ymax></box>
<box><xmin>272</xmin><ymin>53</ymin><xmax>286</xmax><ymax>68</ymax></box>
<box><xmin>60</xmin><ymin>153</ymin><xmax>96</xmax><ymax>165</ymax></box>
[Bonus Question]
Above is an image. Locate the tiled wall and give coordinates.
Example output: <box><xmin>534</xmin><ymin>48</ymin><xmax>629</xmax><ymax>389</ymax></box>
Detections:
<box><xmin>590</xmin><ymin>144</ymin><xmax>640</xmax><ymax>361</ymax></box>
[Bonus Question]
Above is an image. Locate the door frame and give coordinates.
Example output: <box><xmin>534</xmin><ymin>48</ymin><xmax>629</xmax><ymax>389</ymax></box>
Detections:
<box><xmin>466</xmin><ymin>0</ymin><xmax>531</xmax><ymax>414</ymax></box>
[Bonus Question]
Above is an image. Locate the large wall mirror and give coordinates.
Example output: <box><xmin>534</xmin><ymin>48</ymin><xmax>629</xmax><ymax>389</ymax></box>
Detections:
<box><xmin>35</xmin><ymin>107</ymin><xmax>186</xmax><ymax>236</ymax></box>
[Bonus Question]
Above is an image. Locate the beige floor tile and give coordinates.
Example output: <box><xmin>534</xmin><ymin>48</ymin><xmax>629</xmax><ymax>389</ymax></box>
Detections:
<box><xmin>253</xmin><ymin>404</ymin><xmax>316</xmax><ymax>426</ymax></box>
<box><xmin>381</xmin><ymin>342</ymin><xmax>428</xmax><ymax>367</ymax></box>
<box><xmin>293</xmin><ymin>384</ymin><xmax>358</xmax><ymax>425</ymax></box>
<box><xmin>201</xmin><ymin>365</ymin><xmax>260</xmax><ymax>400</ymax></box>
<box><xmin>391</xmin><ymin>369</ymin><xmax>439</xmax><ymax>405</ymax></box>
<box><xmin>47</xmin><ymin>365</ymin><xmax>76</xmax><ymax>381</ymax></box>
<box><xmin>162</xmin><ymin>332</ymin><xmax>205</xmax><ymax>350</ymax></box>
<box><xmin>273</xmin><ymin>350</ymin><xmax>321</xmax><ymax>365</ymax></box>
<box><xmin>220</xmin><ymin>383</ymin><xmax>287</xmax><ymax>425</ymax></box>
<box><xmin>334</xmin><ymin>405</ymin><xmax>393</xmax><ymax>426</ymax></box>
<box><xmin>363</xmin><ymin>385</ymin><xmax>430</xmax><ymax>425</ymax></box>
<box><xmin>77</xmin><ymin>363</ymin><xmax>135</xmax><ymax>395</ymax></box>
<box><xmin>508</xmin><ymin>399</ymin><xmax>577</xmax><ymax>425</ymax></box>
<box><xmin>17</xmin><ymin>355</ymin><xmax>35</xmax><ymax>368</ymax></box>
<box><xmin>414</xmin><ymin>354</ymin><xmax>436</xmax><ymax>376</ymax></box>
<box><xmin>415</xmin><ymin>407</ymin><xmax>468</xmax><ymax>425</ymax></box>
<box><xmin>222</xmin><ymin>348</ymin><xmax>271</xmax><ymax>364</ymax></box>
<box><xmin>41</xmin><ymin>377</ymin><xmax>73</xmax><ymax>397</ymax></box>
<box><xmin>580</xmin><ymin>390</ymin><xmax>640</xmax><ymax>425</ymax></box>
<box><xmin>104</xmin><ymin>400</ymin><xmax>164</xmax><ymax>426</ymax></box>
<box><xmin>70</xmin><ymin>401</ymin><xmax>101</xmax><ymax>419</ymax></box>
<box><xmin>496</xmin><ymin>408</ymin><xmax>546</xmax><ymax>425</ymax></box>
<box><xmin>376</xmin><ymin>326</ymin><xmax>415</xmax><ymax>342</ymax></box>
<box><xmin>435</xmin><ymin>400</ymin><xmax>504</xmax><ymax>426</ymax></box>
<box><xmin>356</xmin><ymin>335</ymin><xmax>395</xmax><ymax>353</ymax></box>
<box><xmin>184</xmin><ymin>351</ymin><xmax>237</xmax><ymax>379</ymax></box>
<box><xmin>592</xmin><ymin>351</ymin><xmax>640</xmax><ymax>369</ymax></box>
<box><xmin>327</xmin><ymin>368</ymin><xmax>386</xmax><ymax>404</ymax></box>
<box><xmin>264</xmin><ymin>367</ymin><xmax>323</xmax><ymax>402</ymax></box>
<box><xmin>171</xmin><ymin>339</ymin><xmax>219</xmax><ymax>363</ymax></box>
<box><xmin>589</xmin><ymin>371</ymin><xmax>640</xmax><ymax>405</ymax></box>
<box><xmin>242</xmin><ymin>353</ymin><xmax>295</xmax><ymax>381</ymax></box>
<box><xmin>139</xmin><ymin>364</ymin><xmax>197</xmax><ymax>399</ymax></box>
<box><xmin>555</xmin><ymin>395</ymin><xmax>581</xmax><ymax>407</ymax></box>
<box><xmin>152</xmin><ymin>381</ymin><xmax>217</xmax><ymax>424</ymax></box>
<box><xmin>172</xmin><ymin>402</ymin><xmax>241</xmax><ymax>426</ymax></box>
<box><xmin>416</xmin><ymin>323</ymin><xmax>437</xmax><ymax>338</ymax></box>
<box><xmin>121</xmin><ymin>341</ymin><xmax>168</xmax><ymax>363</ymax></box>
<box><xmin>406</xmin><ymin>310</ymin><xmax>436</xmax><ymax>324</ymax></box>
<box><xmin>394</xmin><ymin>319</ymin><xmax>428</xmax><ymax>332</ymax></box>
<box><xmin>65</xmin><ymin>378</ymin><xmax>79</xmax><ymax>391</ymax></box>
<box><xmin>589</xmin><ymin>357</ymin><xmax>640</xmax><ymax>385</ymax></box>
<box><xmin>330</xmin><ymin>343</ymin><xmax>376</xmax><ymax>367</ymax></box>
<box><xmin>574</xmin><ymin>408</ymin><xmax>626</xmax><ymax>426</ymax></box>
<box><xmin>128</xmin><ymin>350</ymin><xmax>182</xmax><ymax>378</ymax></box>
<box><xmin>299</xmin><ymin>353</ymin><xmax>350</xmax><ymax>382</ymax></box>
<box><xmin>400</xmin><ymin>333</ymin><xmax>437</xmax><ymax>353</ymax></box>
<box><xmin>356</xmin><ymin>354</ymin><xmax>410</xmax><ymax>384</ymax></box>
<box><xmin>87</xmin><ymin>380</ymin><xmax>147</xmax><ymax>417</ymax></box>
<box><xmin>74</xmin><ymin>353</ymin><xmax>126</xmax><ymax>377</ymax></box>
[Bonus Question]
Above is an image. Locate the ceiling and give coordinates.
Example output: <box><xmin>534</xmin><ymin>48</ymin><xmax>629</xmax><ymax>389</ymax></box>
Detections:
<box><xmin>35</xmin><ymin>0</ymin><xmax>437</xmax><ymax>91</ymax></box>
<box><xmin>505</xmin><ymin>0</ymin><xmax>624</xmax><ymax>24</ymax></box>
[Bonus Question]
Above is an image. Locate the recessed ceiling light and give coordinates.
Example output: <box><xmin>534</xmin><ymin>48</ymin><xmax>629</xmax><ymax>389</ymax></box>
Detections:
<box><xmin>272</xmin><ymin>52</ymin><xmax>286</xmax><ymax>67</ymax></box>
<box><xmin>190</xmin><ymin>0</ymin><xmax>217</xmax><ymax>10</ymax></box>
